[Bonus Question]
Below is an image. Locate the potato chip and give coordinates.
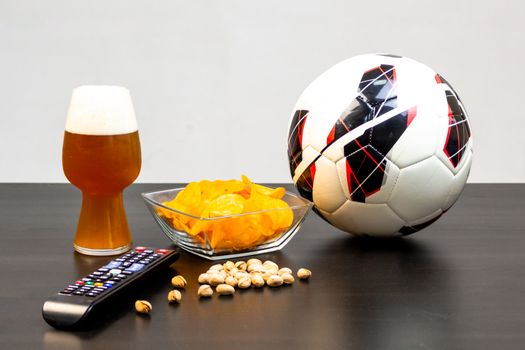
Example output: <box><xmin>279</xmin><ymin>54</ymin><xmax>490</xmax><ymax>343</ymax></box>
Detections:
<box><xmin>241</xmin><ymin>174</ymin><xmax>286</xmax><ymax>199</ymax></box>
<box><xmin>205</xmin><ymin>194</ymin><xmax>245</xmax><ymax>218</ymax></box>
<box><xmin>174</xmin><ymin>182</ymin><xmax>201</xmax><ymax>206</ymax></box>
<box><xmin>189</xmin><ymin>218</ymin><xmax>209</xmax><ymax>236</ymax></box>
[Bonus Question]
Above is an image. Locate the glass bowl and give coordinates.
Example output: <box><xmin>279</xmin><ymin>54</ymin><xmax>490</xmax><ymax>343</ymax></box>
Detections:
<box><xmin>142</xmin><ymin>187</ymin><xmax>312</xmax><ymax>260</ymax></box>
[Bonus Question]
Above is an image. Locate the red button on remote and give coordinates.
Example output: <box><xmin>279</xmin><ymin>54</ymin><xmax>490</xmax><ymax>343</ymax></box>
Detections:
<box><xmin>156</xmin><ymin>249</ymin><xmax>169</xmax><ymax>254</ymax></box>
<box><xmin>75</xmin><ymin>280</ymin><xmax>85</xmax><ymax>286</ymax></box>
<box><xmin>135</xmin><ymin>247</ymin><xmax>146</xmax><ymax>252</ymax></box>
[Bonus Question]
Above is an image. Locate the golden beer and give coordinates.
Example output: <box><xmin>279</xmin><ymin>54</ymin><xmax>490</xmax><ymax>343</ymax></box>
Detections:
<box><xmin>63</xmin><ymin>86</ymin><xmax>141</xmax><ymax>255</ymax></box>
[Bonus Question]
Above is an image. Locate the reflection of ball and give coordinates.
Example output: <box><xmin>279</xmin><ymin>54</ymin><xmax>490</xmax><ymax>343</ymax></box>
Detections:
<box><xmin>287</xmin><ymin>54</ymin><xmax>473</xmax><ymax>236</ymax></box>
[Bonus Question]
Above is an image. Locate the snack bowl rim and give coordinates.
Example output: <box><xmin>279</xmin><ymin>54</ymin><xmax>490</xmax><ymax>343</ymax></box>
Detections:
<box><xmin>141</xmin><ymin>187</ymin><xmax>313</xmax><ymax>221</ymax></box>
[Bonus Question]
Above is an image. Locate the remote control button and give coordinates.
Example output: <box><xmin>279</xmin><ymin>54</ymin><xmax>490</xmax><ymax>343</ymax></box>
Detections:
<box><xmin>98</xmin><ymin>275</ymin><xmax>109</xmax><ymax>281</ymax></box>
<box><xmin>104</xmin><ymin>261</ymin><xmax>122</xmax><ymax>269</ymax></box>
<box><xmin>92</xmin><ymin>271</ymin><xmax>103</xmax><ymax>276</ymax></box>
<box><xmin>117</xmin><ymin>274</ymin><xmax>127</xmax><ymax>279</ymax></box>
<box><xmin>60</xmin><ymin>289</ymin><xmax>73</xmax><ymax>294</ymax></box>
<box><xmin>135</xmin><ymin>246</ymin><xmax>146</xmax><ymax>252</ymax></box>
<box><xmin>151</xmin><ymin>253</ymin><xmax>161</xmax><ymax>259</ymax></box>
<box><xmin>94</xmin><ymin>282</ymin><xmax>103</xmax><ymax>287</ymax></box>
<box><xmin>67</xmin><ymin>285</ymin><xmax>79</xmax><ymax>289</ymax></box>
<box><xmin>109</xmin><ymin>269</ymin><xmax>122</xmax><ymax>276</ymax></box>
<box><xmin>139</xmin><ymin>260</ymin><xmax>150</xmax><ymax>265</ymax></box>
<box><xmin>81</xmin><ymin>277</ymin><xmax>92</xmax><ymax>282</ymax></box>
<box><xmin>144</xmin><ymin>249</ymin><xmax>154</xmax><ymax>254</ymax></box>
<box><xmin>73</xmin><ymin>291</ymin><xmax>85</xmax><ymax>296</ymax></box>
<box><xmin>110</xmin><ymin>278</ymin><xmax>121</xmax><ymax>282</ymax></box>
<box><xmin>126</xmin><ymin>263</ymin><xmax>145</xmax><ymax>273</ymax></box>
<box><xmin>86</xmin><ymin>292</ymin><xmax>98</xmax><ymax>297</ymax></box>
<box><xmin>85</xmin><ymin>281</ymin><xmax>94</xmax><ymax>286</ymax></box>
<box><xmin>122</xmin><ymin>270</ymin><xmax>133</xmax><ymax>275</ymax></box>
<box><xmin>75</xmin><ymin>280</ymin><xmax>85</xmax><ymax>286</ymax></box>
<box><xmin>156</xmin><ymin>249</ymin><xmax>169</xmax><ymax>254</ymax></box>
<box><xmin>93</xmin><ymin>288</ymin><xmax>106</xmax><ymax>292</ymax></box>
<box><xmin>103</xmin><ymin>283</ymin><xmax>113</xmax><ymax>288</ymax></box>
<box><xmin>122</xmin><ymin>262</ymin><xmax>132</xmax><ymax>268</ymax></box>
<box><xmin>115</xmin><ymin>258</ymin><xmax>125</xmax><ymax>262</ymax></box>
<box><xmin>98</xmin><ymin>268</ymin><xmax>109</xmax><ymax>273</ymax></box>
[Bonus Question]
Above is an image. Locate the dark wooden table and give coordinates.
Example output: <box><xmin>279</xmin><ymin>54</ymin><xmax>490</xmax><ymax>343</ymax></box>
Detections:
<box><xmin>0</xmin><ymin>184</ymin><xmax>524</xmax><ymax>350</ymax></box>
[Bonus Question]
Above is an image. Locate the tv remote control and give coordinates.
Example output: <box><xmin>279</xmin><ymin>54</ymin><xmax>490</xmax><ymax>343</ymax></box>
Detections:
<box><xmin>42</xmin><ymin>246</ymin><xmax>179</xmax><ymax>329</ymax></box>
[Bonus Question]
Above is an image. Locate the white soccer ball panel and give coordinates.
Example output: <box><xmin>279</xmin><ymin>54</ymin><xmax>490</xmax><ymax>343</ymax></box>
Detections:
<box><xmin>388</xmin><ymin>156</ymin><xmax>454</xmax><ymax>223</ymax></box>
<box><xmin>334</xmin><ymin>158</ymin><xmax>350</xmax><ymax>200</ymax></box>
<box><xmin>312</xmin><ymin>155</ymin><xmax>347</xmax><ymax>213</ymax></box>
<box><xmin>443</xmin><ymin>149</ymin><xmax>473</xmax><ymax>211</ymax></box>
<box><xmin>388</xmin><ymin>110</ymin><xmax>440</xmax><ymax>169</ymax></box>
<box><xmin>406</xmin><ymin>208</ymin><xmax>443</xmax><ymax>226</ymax></box>
<box><xmin>327</xmin><ymin>201</ymin><xmax>405</xmax><ymax>236</ymax></box>
<box><xmin>434</xmin><ymin>84</ymin><xmax>453</xmax><ymax>118</ymax></box>
<box><xmin>394</xmin><ymin>57</ymin><xmax>438</xmax><ymax>109</ymax></box>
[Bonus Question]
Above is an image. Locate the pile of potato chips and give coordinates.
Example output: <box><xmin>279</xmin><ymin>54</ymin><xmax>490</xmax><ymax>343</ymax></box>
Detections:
<box><xmin>157</xmin><ymin>176</ymin><xmax>294</xmax><ymax>251</ymax></box>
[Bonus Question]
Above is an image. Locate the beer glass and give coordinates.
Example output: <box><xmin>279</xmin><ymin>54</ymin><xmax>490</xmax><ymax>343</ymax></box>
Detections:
<box><xmin>63</xmin><ymin>86</ymin><xmax>141</xmax><ymax>256</ymax></box>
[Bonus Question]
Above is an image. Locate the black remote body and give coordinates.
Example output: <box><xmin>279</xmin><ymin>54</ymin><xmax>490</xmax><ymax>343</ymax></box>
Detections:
<box><xmin>42</xmin><ymin>246</ymin><xmax>179</xmax><ymax>329</ymax></box>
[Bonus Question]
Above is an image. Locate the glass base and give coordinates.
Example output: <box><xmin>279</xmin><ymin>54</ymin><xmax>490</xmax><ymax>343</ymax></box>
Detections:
<box><xmin>73</xmin><ymin>243</ymin><xmax>131</xmax><ymax>256</ymax></box>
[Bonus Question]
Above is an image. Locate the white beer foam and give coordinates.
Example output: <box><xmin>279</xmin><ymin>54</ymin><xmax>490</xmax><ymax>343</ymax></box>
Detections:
<box><xmin>65</xmin><ymin>85</ymin><xmax>138</xmax><ymax>135</ymax></box>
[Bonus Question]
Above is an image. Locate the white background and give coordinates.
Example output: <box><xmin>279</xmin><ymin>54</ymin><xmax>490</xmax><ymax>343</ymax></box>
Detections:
<box><xmin>1</xmin><ymin>0</ymin><xmax>523</xmax><ymax>183</ymax></box>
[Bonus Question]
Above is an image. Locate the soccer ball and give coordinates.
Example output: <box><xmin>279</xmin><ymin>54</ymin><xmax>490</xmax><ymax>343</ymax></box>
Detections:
<box><xmin>287</xmin><ymin>53</ymin><xmax>473</xmax><ymax>236</ymax></box>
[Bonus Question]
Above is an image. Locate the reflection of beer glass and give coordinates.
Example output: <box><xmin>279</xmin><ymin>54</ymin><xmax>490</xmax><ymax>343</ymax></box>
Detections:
<box><xmin>63</xmin><ymin>86</ymin><xmax>141</xmax><ymax>256</ymax></box>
